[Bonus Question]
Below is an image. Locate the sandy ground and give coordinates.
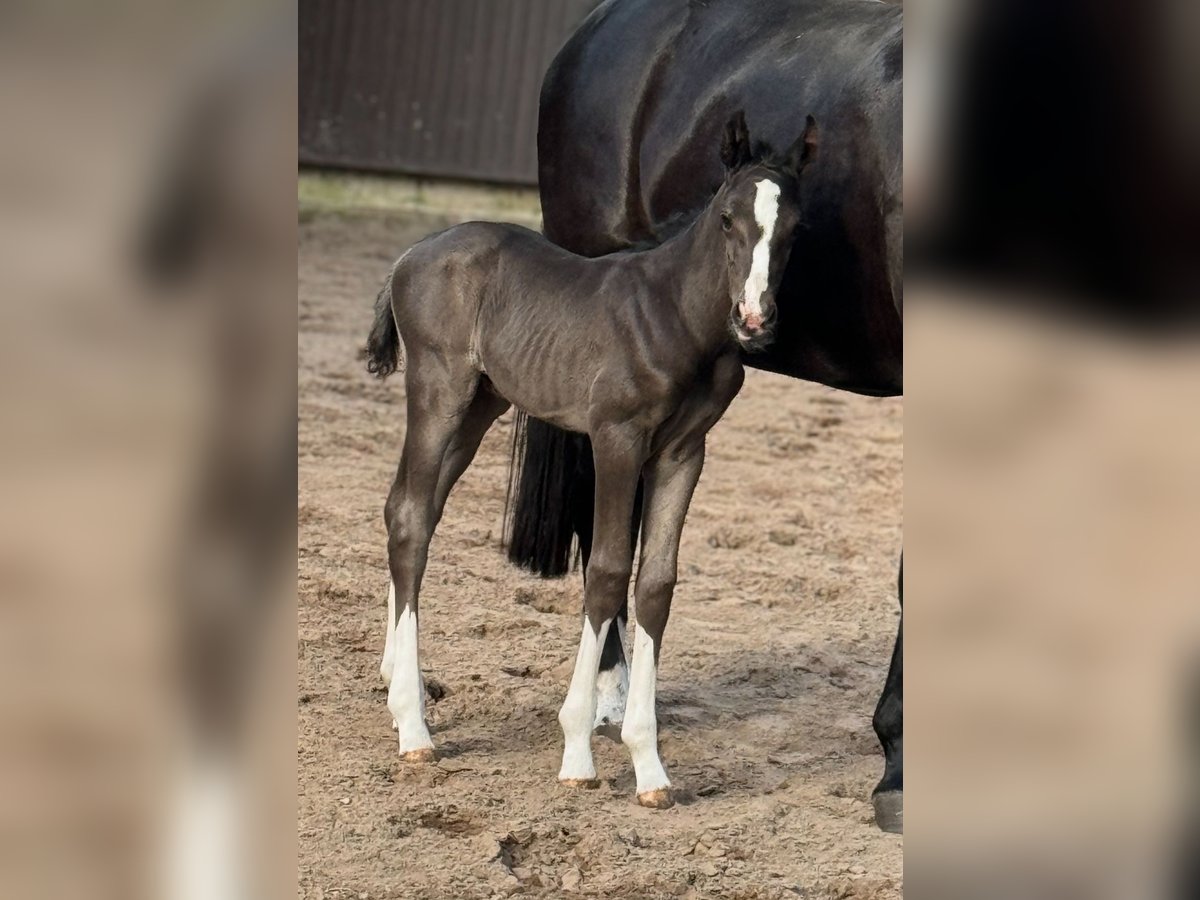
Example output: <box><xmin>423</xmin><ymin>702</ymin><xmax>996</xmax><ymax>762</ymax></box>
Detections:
<box><xmin>299</xmin><ymin>210</ymin><xmax>903</xmax><ymax>899</ymax></box>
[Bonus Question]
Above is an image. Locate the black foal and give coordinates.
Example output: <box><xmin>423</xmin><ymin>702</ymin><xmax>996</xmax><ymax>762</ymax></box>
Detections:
<box><xmin>366</xmin><ymin>112</ymin><xmax>817</xmax><ymax>808</ymax></box>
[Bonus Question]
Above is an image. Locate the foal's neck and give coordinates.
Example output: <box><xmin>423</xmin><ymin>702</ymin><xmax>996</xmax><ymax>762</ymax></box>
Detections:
<box><xmin>645</xmin><ymin>207</ymin><xmax>734</xmax><ymax>355</ymax></box>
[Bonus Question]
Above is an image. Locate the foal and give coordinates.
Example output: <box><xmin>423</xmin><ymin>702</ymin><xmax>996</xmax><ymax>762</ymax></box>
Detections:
<box><xmin>366</xmin><ymin>112</ymin><xmax>817</xmax><ymax>808</ymax></box>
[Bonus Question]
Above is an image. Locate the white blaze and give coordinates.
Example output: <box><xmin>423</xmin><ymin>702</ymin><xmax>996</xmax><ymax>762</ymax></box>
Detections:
<box><xmin>742</xmin><ymin>179</ymin><xmax>781</xmax><ymax>317</ymax></box>
<box><xmin>558</xmin><ymin>616</ymin><xmax>612</xmax><ymax>782</ymax></box>
<box><xmin>621</xmin><ymin>623</ymin><xmax>670</xmax><ymax>795</ymax></box>
<box><xmin>388</xmin><ymin>604</ymin><xmax>434</xmax><ymax>754</ymax></box>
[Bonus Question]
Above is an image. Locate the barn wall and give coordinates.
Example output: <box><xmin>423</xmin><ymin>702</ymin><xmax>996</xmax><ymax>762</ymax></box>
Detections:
<box><xmin>299</xmin><ymin>0</ymin><xmax>598</xmax><ymax>185</ymax></box>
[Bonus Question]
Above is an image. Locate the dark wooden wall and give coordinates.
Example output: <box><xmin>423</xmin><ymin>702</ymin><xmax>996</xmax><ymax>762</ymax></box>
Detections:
<box><xmin>299</xmin><ymin>0</ymin><xmax>598</xmax><ymax>185</ymax></box>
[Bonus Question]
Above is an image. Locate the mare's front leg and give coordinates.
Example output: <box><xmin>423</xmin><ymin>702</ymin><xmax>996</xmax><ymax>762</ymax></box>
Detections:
<box><xmin>623</xmin><ymin>442</ymin><xmax>706</xmax><ymax>808</ymax></box>
<box><xmin>558</xmin><ymin>427</ymin><xmax>644</xmax><ymax>788</ymax></box>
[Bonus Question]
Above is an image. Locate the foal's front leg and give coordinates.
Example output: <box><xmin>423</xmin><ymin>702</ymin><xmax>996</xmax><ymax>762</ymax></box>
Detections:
<box><xmin>623</xmin><ymin>443</ymin><xmax>706</xmax><ymax>808</ymax></box>
<box><xmin>558</xmin><ymin>431</ymin><xmax>643</xmax><ymax>788</ymax></box>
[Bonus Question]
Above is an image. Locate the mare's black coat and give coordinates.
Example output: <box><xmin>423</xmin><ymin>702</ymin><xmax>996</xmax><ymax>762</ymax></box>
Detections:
<box><xmin>538</xmin><ymin>0</ymin><xmax>902</xmax><ymax>394</ymax></box>
<box><xmin>508</xmin><ymin>0</ymin><xmax>904</xmax><ymax>831</ymax></box>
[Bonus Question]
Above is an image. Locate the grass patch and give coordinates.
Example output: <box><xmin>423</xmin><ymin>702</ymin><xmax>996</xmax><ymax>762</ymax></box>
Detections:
<box><xmin>299</xmin><ymin>170</ymin><xmax>542</xmax><ymax>226</ymax></box>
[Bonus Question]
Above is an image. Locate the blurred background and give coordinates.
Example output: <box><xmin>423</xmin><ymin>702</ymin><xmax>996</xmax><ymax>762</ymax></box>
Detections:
<box><xmin>1</xmin><ymin>2</ymin><xmax>297</xmax><ymax>899</ymax></box>
<box><xmin>0</xmin><ymin>0</ymin><xmax>1196</xmax><ymax>897</ymax></box>
<box><xmin>906</xmin><ymin>1</ymin><xmax>1199</xmax><ymax>898</ymax></box>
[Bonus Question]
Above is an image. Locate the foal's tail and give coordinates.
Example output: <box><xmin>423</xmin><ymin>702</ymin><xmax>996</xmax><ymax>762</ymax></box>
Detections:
<box><xmin>365</xmin><ymin>275</ymin><xmax>402</xmax><ymax>379</ymax></box>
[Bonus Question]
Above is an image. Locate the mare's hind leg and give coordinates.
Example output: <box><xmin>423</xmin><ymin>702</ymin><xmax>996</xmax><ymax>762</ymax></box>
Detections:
<box><xmin>624</xmin><ymin>442</ymin><xmax>706</xmax><ymax>809</ymax></box>
<box><xmin>383</xmin><ymin>366</ymin><xmax>479</xmax><ymax>760</ymax></box>
<box><xmin>871</xmin><ymin>555</ymin><xmax>903</xmax><ymax>833</ymax></box>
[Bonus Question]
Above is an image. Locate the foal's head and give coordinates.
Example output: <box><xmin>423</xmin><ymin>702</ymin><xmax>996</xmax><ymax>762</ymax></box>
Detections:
<box><xmin>714</xmin><ymin>111</ymin><xmax>819</xmax><ymax>352</ymax></box>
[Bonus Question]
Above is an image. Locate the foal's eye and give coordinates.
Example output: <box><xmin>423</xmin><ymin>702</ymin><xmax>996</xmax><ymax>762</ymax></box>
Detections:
<box><xmin>720</xmin><ymin>212</ymin><xmax>732</xmax><ymax>232</ymax></box>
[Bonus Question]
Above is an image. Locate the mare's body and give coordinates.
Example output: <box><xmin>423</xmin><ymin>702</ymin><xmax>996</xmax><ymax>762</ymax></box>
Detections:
<box><xmin>507</xmin><ymin>0</ymin><xmax>904</xmax><ymax>830</ymax></box>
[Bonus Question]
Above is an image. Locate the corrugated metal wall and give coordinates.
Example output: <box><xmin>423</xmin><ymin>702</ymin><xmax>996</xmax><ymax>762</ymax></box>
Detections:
<box><xmin>299</xmin><ymin>0</ymin><xmax>598</xmax><ymax>185</ymax></box>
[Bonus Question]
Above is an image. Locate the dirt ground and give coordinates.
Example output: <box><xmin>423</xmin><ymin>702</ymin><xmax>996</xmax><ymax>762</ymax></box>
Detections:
<box><xmin>299</xmin><ymin>210</ymin><xmax>903</xmax><ymax>900</ymax></box>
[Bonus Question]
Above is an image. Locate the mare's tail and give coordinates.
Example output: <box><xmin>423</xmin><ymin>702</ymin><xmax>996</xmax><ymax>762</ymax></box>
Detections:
<box><xmin>504</xmin><ymin>415</ymin><xmax>589</xmax><ymax>576</ymax></box>
<box><xmin>365</xmin><ymin>275</ymin><xmax>402</xmax><ymax>379</ymax></box>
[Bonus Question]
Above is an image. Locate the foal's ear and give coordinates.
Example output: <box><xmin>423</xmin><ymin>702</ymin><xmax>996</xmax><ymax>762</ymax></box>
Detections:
<box><xmin>786</xmin><ymin>115</ymin><xmax>819</xmax><ymax>174</ymax></box>
<box><xmin>720</xmin><ymin>110</ymin><xmax>752</xmax><ymax>171</ymax></box>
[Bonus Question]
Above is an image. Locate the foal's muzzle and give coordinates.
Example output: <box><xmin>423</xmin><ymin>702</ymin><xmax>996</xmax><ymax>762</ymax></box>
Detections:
<box><xmin>732</xmin><ymin>301</ymin><xmax>777</xmax><ymax>351</ymax></box>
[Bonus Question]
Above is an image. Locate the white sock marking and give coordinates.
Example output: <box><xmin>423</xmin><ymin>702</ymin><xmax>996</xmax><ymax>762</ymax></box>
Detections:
<box><xmin>594</xmin><ymin>617</ymin><xmax>629</xmax><ymax>728</ymax></box>
<box><xmin>388</xmin><ymin>604</ymin><xmax>434</xmax><ymax>754</ymax></box>
<box><xmin>558</xmin><ymin>616</ymin><xmax>612</xmax><ymax>781</ymax></box>
<box><xmin>381</xmin><ymin>581</ymin><xmax>396</xmax><ymax>684</ymax></box>
<box><xmin>621</xmin><ymin>623</ymin><xmax>670</xmax><ymax>795</ymax></box>
<box><xmin>742</xmin><ymin>179</ymin><xmax>781</xmax><ymax>317</ymax></box>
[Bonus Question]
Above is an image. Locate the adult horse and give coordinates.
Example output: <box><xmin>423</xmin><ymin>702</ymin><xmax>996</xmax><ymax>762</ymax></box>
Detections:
<box><xmin>507</xmin><ymin>0</ymin><xmax>903</xmax><ymax>832</ymax></box>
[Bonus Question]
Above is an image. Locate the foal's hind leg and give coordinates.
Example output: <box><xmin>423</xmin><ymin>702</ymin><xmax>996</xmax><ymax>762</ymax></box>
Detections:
<box><xmin>433</xmin><ymin>387</ymin><xmax>511</xmax><ymax>512</ymax></box>
<box><xmin>624</xmin><ymin>443</ymin><xmax>705</xmax><ymax>808</ymax></box>
<box><xmin>594</xmin><ymin>481</ymin><xmax>642</xmax><ymax>734</ymax></box>
<box><xmin>383</xmin><ymin>367</ymin><xmax>481</xmax><ymax>760</ymax></box>
<box><xmin>594</xmin><ymin>604</ymin><xmax>629</xmax><ymax>733</ymax></box>
<box><xmin>381</xmin><ymin>387</ymin><xmax>509</xmax><ymax>688</ymax></box>
<box><xmin>558</xmin><ymin>428</ymin><xmax>644</xmax><ymax>787</ymax></box>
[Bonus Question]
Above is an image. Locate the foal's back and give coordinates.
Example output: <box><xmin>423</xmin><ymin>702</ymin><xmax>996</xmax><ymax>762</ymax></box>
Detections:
<box><xmin>393</xmin><ymin>221</ymin><xmax>652</xmax><ymax>432</ymax></box>
<box><xmin>394</xmin><ymin>221</ymin><xmax>599</xmax><ymax>340</ymax></box>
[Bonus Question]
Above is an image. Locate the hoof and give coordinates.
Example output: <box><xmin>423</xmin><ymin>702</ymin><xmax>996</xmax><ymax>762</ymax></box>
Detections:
<box><xmin>401</xmin><ymin>748</ymin><xmax>436</xmax><ymax>764</ymax></box>
<box><xmin>872</xmin><ymin>790</ymin><xmax>903</xmax><ymax>833</ymax></box>
<box><xmin>559</xmin><ymin>777</ymin><xmax>601</xmax><ymax>790</ymax></box>
<box><xmin>637</xmin><ymin>788</ymin><xmax>674</xmax><ymax>809</ymax></box>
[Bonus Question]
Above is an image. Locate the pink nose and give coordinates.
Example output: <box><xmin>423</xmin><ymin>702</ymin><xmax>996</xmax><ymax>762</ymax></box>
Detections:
<box><xmin>738</xmin><ymin>302</ymin><xmax>764</xmax><ymax>332</ymax></box>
